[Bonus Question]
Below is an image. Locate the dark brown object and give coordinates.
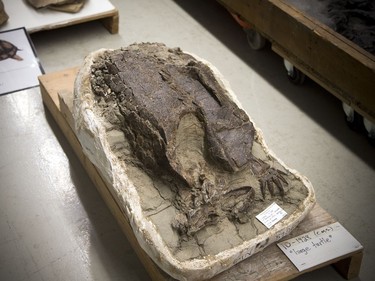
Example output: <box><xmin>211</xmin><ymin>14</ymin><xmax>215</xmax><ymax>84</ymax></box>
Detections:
<box><xmin>327</xmin><ymin>0</ymin><xmax>375</xmax><ymax>55</ymax></box>
<box><xmin>0</xmin><ymin>40</ymin><xmax>23</xmax><ymax>61</ymax></box>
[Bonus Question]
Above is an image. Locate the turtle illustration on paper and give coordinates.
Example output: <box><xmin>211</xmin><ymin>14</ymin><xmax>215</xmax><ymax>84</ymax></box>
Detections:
<box><xmin>0</xmin><ymin>40</ymin><xmax>23</xmax><ymax>61</ymax></box>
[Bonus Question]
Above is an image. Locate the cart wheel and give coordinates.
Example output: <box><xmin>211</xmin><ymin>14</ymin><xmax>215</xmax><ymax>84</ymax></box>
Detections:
<box><xmin>363</xmin><ymin>117</ymin><xmax>375</xmax><ymax>145</ymax></box>
<box><xmin>244</xmin><ymin>28</ymin><xmax>266</xmax><ymax>50</ymax></box>
<box><xmin>283</xmin><ymin>59</ymin><xmax>306</xmax><ymax>85</ymax></box>
<box><xmin>342</xmin><ymin>103</ymin><xmax>365</xmax><ymax>132</ymax></box>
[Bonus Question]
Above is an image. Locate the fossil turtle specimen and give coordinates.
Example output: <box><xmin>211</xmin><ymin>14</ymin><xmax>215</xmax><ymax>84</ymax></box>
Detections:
<box><xmin>0</xmin><ymin>40</ymin><xmax>23</xmax><ymax>61</ymax></box>
<box><xmin>74</xmin><ymin>43</ymin><xmax>315</xmax><ymax>280</ymax></box>
<box><xmin>89</xmin><ymin>43</ymin><xmax>289</xmax><ymax>236</ymax></box>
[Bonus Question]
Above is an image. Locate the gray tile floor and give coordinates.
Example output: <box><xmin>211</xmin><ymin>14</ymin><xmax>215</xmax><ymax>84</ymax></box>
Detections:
<box><xmin>1</xmin><ymin>0</ymin><xmax>374</xmax><ymax>280</ymax></box>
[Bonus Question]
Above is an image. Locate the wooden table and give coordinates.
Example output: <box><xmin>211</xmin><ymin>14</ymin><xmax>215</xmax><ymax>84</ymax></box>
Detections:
<box><xmin>39</xmin><ymin>68</ymin><xmax>363</xmax><ymax>281</ymax></box>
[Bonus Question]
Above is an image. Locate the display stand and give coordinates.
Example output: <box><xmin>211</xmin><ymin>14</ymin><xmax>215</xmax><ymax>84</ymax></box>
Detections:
<box><xmin>0</xmin><ymin>0</ymin><xmax>118</xmax><ymax>34</ymax></box>
<box><xmin>39</xmin><ymin>68</ymin><xmax>363</xmax><ymax>281</ymax></box>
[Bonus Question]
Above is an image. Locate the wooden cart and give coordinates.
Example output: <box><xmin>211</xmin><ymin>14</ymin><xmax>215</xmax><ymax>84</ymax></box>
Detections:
<box><xmin>217</xmin><ymin>0</ymin><xmax>375</xmax><ymax>132</ymax></box>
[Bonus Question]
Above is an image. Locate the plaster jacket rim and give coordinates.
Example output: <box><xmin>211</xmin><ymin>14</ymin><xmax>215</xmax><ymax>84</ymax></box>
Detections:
<box><xmin>73</xmin><ymin>45</ymin><xmax>316</xmax><ymax>281</ymax></box>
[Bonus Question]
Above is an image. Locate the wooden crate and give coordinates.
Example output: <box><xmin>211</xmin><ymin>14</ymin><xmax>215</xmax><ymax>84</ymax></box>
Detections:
<box><xmin>217</xmin><ymin>0</ymin><xmax>375</xmax><ymax>123</ymax></box>
<box><xmin>39</xmin><ymin>68</ymin><xmax>363</xmax><ymax>280</ymax></box>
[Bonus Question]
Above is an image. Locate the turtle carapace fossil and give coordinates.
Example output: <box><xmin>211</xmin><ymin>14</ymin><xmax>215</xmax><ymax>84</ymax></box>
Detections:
<box><xmin>90</xmin><ymin>43</ymin><xmax>288</xmax><ymax>236</ymax></box>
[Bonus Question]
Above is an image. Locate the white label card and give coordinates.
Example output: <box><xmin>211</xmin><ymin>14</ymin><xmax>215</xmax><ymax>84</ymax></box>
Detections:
<box><xmin>277</xmin><ymin>222</ymin><xmax>363</xmax><ymax>271</ymax></box>
<box><xmin>256</xmin><ymin>202</ymin><xmax>287</xmax><ymax>229</ymax></box>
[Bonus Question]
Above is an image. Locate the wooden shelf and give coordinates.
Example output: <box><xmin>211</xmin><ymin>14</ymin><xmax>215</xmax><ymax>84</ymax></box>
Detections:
<box><xmin>39</xmin><ymin>67</ymin><xmax>363</xmax><ymax>280</ymax></box>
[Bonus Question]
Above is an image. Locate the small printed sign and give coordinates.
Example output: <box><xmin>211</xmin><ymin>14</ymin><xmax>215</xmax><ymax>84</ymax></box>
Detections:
<box><xmin>277</xmin><ymin>222</ymin><xmax>363</xmax><ymax>271</ymax></box>
<box><xmin>256</xmin><ymin>202</ymin><xmax>287</xmax><ymax>229</ymax></box>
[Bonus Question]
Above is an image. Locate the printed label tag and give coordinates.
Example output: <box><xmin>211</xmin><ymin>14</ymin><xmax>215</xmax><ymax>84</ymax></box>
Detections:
<box><xmin>256</xmin><ymin>202</ymin><xmax>287</xmax><ymax>229</ymax></box>
<box><xmin>277</xmin><ymin>222</ymin><xmax>363</xmax><ymax>271</ymax></box>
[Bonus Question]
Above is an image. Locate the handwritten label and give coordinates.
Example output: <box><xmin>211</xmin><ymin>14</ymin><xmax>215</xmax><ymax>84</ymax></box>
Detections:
<box><xmin>256</xmin><ymin>202</ymin><xmax>287</xmax><ymax>229</ymax></box>
<box><xmin>277</xmin><ymin>222</ymin><xmax>363</xmax><ymax>271</ymax></box>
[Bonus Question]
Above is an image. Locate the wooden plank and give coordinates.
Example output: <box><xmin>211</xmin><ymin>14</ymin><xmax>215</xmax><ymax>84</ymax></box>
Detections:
<box><xmin>333</xmin><ymin>251</ymin><xmax>363</xmax><ymax>280</ymax></box>
<box><xmin>100</xmin><ymin>10</ymin><xmax>119</xmax><ymax>34</ymax></box>
<box><xmin>39</xmin><ymin>68</ymin><xmax>363</xmax><ymax>280</ymax></box>
<box><xmin>217</xmin><ymin>0</ymin><xmax>375</xmax><ymax>123</ymax></box>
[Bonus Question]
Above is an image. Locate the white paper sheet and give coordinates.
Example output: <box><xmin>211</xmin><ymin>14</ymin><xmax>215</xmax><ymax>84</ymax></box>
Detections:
<box><xmin>277</xmin><ymin>222</ymin><xmax>363</xmax><ymax>271</ymax></box>
<box><xmin>0</xmin><ymin>28</ymin><xmax>43</xmax><ymax>95</ymax></box>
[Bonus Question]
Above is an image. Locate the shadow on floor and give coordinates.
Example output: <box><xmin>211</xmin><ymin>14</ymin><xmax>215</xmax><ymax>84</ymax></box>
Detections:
<box><xmin>43</xmin><ymin>107</ymin><xmax>151</xmax><ymax>281</ymax></box>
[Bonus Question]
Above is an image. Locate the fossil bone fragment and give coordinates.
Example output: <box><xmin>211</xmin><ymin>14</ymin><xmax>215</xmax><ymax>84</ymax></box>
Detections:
<box><xmin>74</xmin><ymin>43</ymin><xmax>315</xmax><ymax>280</ymax></box>
<box><xmin>27</xmin><ymin>0</ymin><xmax>74</xmax><ymax>8</ymax></box>
<box><xmin>48</xmin><ymin>0</ymin><xmax>85</xmax><ymax>13</ymax></box>
<box><xmin>27</xmin><ymin>0</ymin><xmax>85</xmax><ymax>13</ymax></box>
